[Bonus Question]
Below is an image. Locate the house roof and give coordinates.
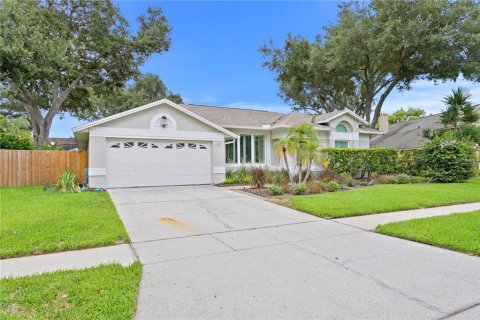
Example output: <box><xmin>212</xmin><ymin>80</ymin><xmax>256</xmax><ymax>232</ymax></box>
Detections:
<box><xmin>181</xmin><ymin>103</ymin><xmax>375</xmax><ymax>132</ymax></box>
<box><xmin>370</xmin><ymin>113</ymin><xmax>444</xmax><ymax>150</ymax></box>
<box><xmin>270</xmin><ymin>113</ymin><xmax>330</xmax><ymax>130</ymax></box>
<box><xmin>72</xmin><ymin>99</ymin><xmax>381</xmax><ymax>139</ymax></box>
<box><xmin>180</xmin><ymin>104</ymin><xmax>284</xmax><ymax>128</ymax></box>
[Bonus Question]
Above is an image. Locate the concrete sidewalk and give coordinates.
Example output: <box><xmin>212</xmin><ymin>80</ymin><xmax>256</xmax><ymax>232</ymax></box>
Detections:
<box><xmin>0</xmin><ymin>244</ymin><xmax>137</xmax><ymax>278</ymax></box>
<box><xmin>336</xmin><ymin>202</ymin><xmax>480</xmax><ymax>230</ymax></box>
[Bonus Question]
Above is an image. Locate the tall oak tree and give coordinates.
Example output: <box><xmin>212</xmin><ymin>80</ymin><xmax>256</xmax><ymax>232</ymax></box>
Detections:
<box><xmin>0</xmin><ymin>0</ymin><xmax>172</xmax><ymax>145</ymax></box>
<box><xmin>261</xmin><ymin>0</ymin><xmax>480</xmax><ymax>127</ymax></box>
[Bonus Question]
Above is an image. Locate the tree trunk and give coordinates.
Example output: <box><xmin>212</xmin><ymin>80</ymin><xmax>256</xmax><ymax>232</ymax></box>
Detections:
<box><xmin>282</xmin><ymin>149</ymin><xmax>294</xmax><ymax>184</ymax></box>
<box><xmin>370</xmin><ymin>80</ymin><xmax>400</xmax><ymax>128</ymax></box>
<box><xmin>32</xmin><ymin>118</ymin><xmax>52</xmax><ymax>146</ymax></box>
<box><xmin>364</xmin><ymin>95</ymin><xmax>372</xmax><ymax>123</ymax></box>
<box><xmin>303</xmin><ymin>162</ymin><xmax>312</xmax><ymax>184</ymax></box>
<box><xmin>298</xmin><ymin>164</ymin><xmax>302</xmax><ymax>184</ymax></box>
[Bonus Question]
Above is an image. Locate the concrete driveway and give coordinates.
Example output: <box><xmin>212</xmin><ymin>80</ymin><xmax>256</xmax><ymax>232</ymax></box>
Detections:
<box><xmin>109</xmin><ymin>186</ymin><xmax>480</xmax><ymax>319</ymax></box>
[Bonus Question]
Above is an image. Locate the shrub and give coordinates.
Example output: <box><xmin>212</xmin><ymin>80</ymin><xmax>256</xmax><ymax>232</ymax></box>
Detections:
<box><xmin>267</xmin><ymin>184</ymin><xmax>284</xmax><ymax>196</ymax></box>
<box><xmin>396</xmin><ymin>174</ymin><xmax>411</xmax><ymax>184</ymax></box>
<box><xmin>56</xmin><ymin>169</ymin><xmax>80</xmax><ymax>193</ymax></box>
<box><xmin>319</xmin><ymin>169</ymin><xmax>338</xmax><ymax>183</ymax></box>
<box><xmin>224</xmin><ymin>176</ymin><xmax>236</xmax><ymax>184</ymax></box>
<box><xmin>306</xmin><ymin>181</ymin><xmax>324</xmax><ymax>194</ymax></box>
<box><xmin>339</xmin><ymin>173</ymin><xmax>355</xmax><ymax>187</ymax></box>
<box><xmin>411</xmin><ymin>176</ymin><xmax>428</xmax><ymax>184</ymax></box>
<box><xmin>225</xmin><ymin>169</ymin><xmax>235</xmax><ymax>182</ymax></box>
<box><xmin>236</xmin><ymin>167</ymin><xmax>251</xmax><ymax>184</ymax></box>
<box><xmin>291</xmin><ymin>183</ymin><xmax>307</xmax><ymax>195</ymax></box>
<box><xmin>359</xmin><ymin>181</ymin><xmax>369</xmax><ymax>186</ymax></box>
<box><xmin>0</xmin><ymin>115</ymin><xmax>34</xmax><ymax>150</ymax></box>
<box><xmin>396</xmin><ymin>150</ymin><xmax>420</xmax><ymax>175</ymax></box>
<box><xmin>321</xmin><ymin>148</ymin><xmax>398</xmax><ymax>177</ymax></box>
<box><xmin>377</xmin><ymin>175</ymin><xmax>398</xmax><ymax>184</ymax></box>
<box><xmin>43</xmin><ymin>184</ymin><xmax>57</xmax><ymax>192</ymax></box>
<box><xmin>37</xmin><ymin>143</ymin><xmax>65</xmax><ymax>150</ymax></box>
<box><xmin>325</xmin><ymin>181</ymin><xmax>341</xmax><ymax>192</ymax></box>
<box><xmin>250</xmin><ymin>167</ymin><xmax>267</xmax><ymax>188</ymax></box>
<box><xmin>345</xmin><ymin>178</ymin><xmax>355</xmax><ymax>187</ymax></box>
<box><xmin>417</xmin><ymin>133</ymin><xmax>476</xmax><ymax>183</ymax></box>
<box><xmin>269</xmin><ymin>169</ymin><xmax>289</xmax><ymax>186</ymax></box>
<box><xmin>0</xmin><ymin>132</ymin><xmax>35</xmax><ymax>150</ymax></box>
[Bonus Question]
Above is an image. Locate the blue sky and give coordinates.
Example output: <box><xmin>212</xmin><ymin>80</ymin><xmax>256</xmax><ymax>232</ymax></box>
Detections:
<box><xmin>51</xmin><ymin>0</ymin><xmax>479</xmax><ymax>137</ymax></box>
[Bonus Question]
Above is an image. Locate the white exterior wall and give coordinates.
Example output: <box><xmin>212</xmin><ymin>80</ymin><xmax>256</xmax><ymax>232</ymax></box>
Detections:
<box><xmin>327</xmin><ymin>114</ymin><xmax>361</xmax><ymax>148</ymax></box>
<box><xmin>88</xmin><ymin>136</ymin><xmax>107</xmax><ymax>188</ymax></box>
<box><xmin>359</xmin><ymin>134</ymin><xmax>370</xmax><ymax>148</ymax></box>
<box><xmin>86</xmin><ymin>103</ymin><xmax>230</xmax><ymax>188</ymax></box>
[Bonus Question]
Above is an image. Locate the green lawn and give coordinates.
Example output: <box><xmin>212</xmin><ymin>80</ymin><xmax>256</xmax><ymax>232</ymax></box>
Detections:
<box><xmin>289</xmin><ymin>178</ymin><xmax>480</xmax><ymax>218</ymax></box>
<box><xmin>0</xmin><ymin>186</ymin><xmax>129</xmax><ymax>259</ymax></box>
<box><xmin>377</xmin><ymin>211</ymin><xmax>480</xmax><ymax>256</ymax></box>
<box><xmin>0</xmin><ymin>263</ymin><xmax>142</xmax><ymax>319</ymax></box>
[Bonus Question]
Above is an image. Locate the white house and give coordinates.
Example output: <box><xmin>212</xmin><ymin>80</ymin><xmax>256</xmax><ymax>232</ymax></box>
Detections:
<box><xmin>73</xmin><ymin>99</ymin><xmax>382</xmax><ymax>188</ymax></box>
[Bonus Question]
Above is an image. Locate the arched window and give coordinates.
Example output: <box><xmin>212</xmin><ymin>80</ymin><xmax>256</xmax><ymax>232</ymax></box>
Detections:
<box><xmin>335</xmin><ymin>123</ymin><xmax>348</xmax><ymax>133</ymax></box>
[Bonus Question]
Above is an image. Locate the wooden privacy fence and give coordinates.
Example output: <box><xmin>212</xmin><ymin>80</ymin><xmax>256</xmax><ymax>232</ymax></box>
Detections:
<box><xmin>0</xmin><ymin>150</ymin><xmax>88</xmax><ymax>187</ymax></box>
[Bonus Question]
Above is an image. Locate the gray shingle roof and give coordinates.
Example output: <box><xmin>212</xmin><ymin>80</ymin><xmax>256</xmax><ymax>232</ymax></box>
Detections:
<box><xmin>181</xmin><ymin>104</ymin><xmax>284</xmax><ymax>128</ymax></box>
<box><xmin>370</xmin><ymin>114</ymin><xmax>444</xmax><ymax>150</ymax></box>
<box><xmin>181</xmin><ymin>103</ymin><xmax>347</xmax><ymax>131</ymax></box>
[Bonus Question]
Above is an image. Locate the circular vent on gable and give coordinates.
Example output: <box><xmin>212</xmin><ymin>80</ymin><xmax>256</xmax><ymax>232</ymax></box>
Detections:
<box><xmin>150</xmin><ymin>113</ymin><xmax>177</xmax><ymax>130</ymax></box>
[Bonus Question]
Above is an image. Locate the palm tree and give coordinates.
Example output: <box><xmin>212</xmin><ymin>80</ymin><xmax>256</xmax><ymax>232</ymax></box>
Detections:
<box><xmin>274</xmin><ymin>138</ymin><xmax>295</xmax><ymax>184</ymax></box>
<box><xmin>274</xmin><ymin>123</ymin><xmax>320</xmax><ymax>184</ymax></box>
<box><xmin>441</xmin><ymin>88</ymin><xmax>479</xmax><ymax>132</ymax></box>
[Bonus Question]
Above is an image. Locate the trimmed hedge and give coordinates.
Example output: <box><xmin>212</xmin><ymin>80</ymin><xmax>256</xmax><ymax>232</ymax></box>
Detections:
<box><xmin>321</xmin><ymin>148</ymin><xmax>420</xmax><ymax>176</ymax></box>
<box><xmin>321</xmin><ymin>148</ymin><xmax>397</xmax><ymax>176</ymax></box>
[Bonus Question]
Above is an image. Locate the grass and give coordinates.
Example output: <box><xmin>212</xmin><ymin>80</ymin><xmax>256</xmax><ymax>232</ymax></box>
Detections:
<box><xmin>0</xmin><ymin>263</ymin><xmax>142</xmax><ymax>319</ymax></box>
<box><xmin>377</xmin><ymin>211</ymin><xmax>480</xmax><ymax>256</ymax></box>
<box><xmin>0</xmin><ymin>186</ymin><xmax>129</xmax><ymax>259</ymax></box>
<box><xmin>289</xmin><ymin>178</ymin><xmax>480</xmax><ymax>218</ymax></box>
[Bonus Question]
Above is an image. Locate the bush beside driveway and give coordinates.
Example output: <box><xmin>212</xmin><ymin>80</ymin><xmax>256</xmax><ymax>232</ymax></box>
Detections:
<box><xmin>0</xmin><ymin>186</ymin><xmax>129</xmax><ymax>259</ymax></box>
<box><xmin>289</xmin><ymin>178</ymin><xmax>480</xmax><ymax>218</ymax></box>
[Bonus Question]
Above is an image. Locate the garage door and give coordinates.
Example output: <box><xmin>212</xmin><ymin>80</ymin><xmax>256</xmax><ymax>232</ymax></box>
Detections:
<box><xmin>106</xmin><ymin>139</ymin><xmax>211</xmax><ymax>188</ymax></box>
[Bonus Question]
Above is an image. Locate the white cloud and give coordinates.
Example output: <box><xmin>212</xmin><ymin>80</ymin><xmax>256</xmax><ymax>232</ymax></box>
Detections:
<box><xmin>383</xmin><ymin>79</ymin><xmax>479</xmax><ymax>115</ymax></box>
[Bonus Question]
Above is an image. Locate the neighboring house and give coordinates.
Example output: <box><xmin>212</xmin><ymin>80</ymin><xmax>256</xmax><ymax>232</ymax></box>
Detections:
<box><xmin>73</xmin><ymin>99</ymin><xmax>381</xmax><ymax>188</ymax></box>
<box><xmin>371</xmin><ymin>105</ymin><xmax>480</xmax><ymax>150</ymax></box>
<box><xmin>371</xmin><ymin>113</ymin><xmax>444</xmax><ymax>150</ymax></box>
<box><xmin>48</xmin><ymin>138</ymin><xmax>78</xmax><ymax>150</ymax></box>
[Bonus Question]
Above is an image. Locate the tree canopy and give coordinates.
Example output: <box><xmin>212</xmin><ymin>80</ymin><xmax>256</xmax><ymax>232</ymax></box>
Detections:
<box><xmin>441</xmin><ymin>88</ymin><xmax>479</xmax><ymax>131</ymax></box>
<box><xmin>274</xmin><ymin>123</ymin><xmax>320</xmax><ymax>184</ymax></box>
<box><xmin>389</xmin><ymin>107</ymin><xmax>427</xmax><ymax>125</ymax></box>
<box><xmin>0</xmin><ymin>0</ymin><xmax>174</xmax><ymax>145</ymax></box>
<box><xmin>424</xmin><ymin>87</ymin><xmax>480</xmax><ymax>144</ymax></box>
<box><xmin>0</xmin><ymin>115</ymin><xmax>34</xmax><ymax>150</ymax></box>
<box><xmin>261</xmin><ymin>0</ymin><xmax>480</xmax><ymax>127</ymax></box>
<box><xmin>73</xmin><ymin>74</ymin><xmax>182</xmax><ymax>121</ymax></box>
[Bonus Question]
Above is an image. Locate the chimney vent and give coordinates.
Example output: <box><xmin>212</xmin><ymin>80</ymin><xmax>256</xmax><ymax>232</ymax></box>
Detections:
<box><xmin>379</xmin><ymin>113</ymin><xmax>389</xmax><ymax>133</ymax></box>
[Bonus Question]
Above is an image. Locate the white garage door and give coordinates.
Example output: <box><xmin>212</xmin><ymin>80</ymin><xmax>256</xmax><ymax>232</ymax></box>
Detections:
<box><xmin>106</xmin><ymin>139</ymin><xmax>211</xmax><ymax>188</ymax></box>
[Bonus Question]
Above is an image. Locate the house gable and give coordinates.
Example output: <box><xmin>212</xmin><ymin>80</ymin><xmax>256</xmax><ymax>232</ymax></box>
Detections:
<box><xmin>73</xmin><ymin>99</ymin><xmax>237</xmax><ymax>138</ymax></box>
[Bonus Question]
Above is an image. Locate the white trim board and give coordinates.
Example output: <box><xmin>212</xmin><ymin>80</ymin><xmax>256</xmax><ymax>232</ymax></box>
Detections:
<box><xmin>318</xmin><ymin>110</ymin><xmax>370</xmax><ymax>126</ymax></box>
<box><xmin>89</xmin><ymin>127</ymin><xmax>226</xmax><ymax>141</ymax></box>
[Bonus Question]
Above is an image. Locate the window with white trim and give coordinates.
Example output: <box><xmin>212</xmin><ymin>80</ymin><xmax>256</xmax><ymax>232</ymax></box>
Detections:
<box><xmin>225</xmin><ymin>134</ymin><xmax>265</xmax><ymax>164</ymax></box>
<box><xmin>335</xmin><ymin>140</ymin><xmax>349</xmax><ymax>148</ymax></box>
